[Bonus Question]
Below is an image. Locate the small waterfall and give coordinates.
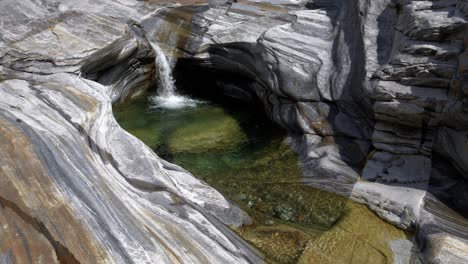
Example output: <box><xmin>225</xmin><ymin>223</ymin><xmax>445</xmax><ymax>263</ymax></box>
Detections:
<box><xmin>148</xmin><ymin>20</ymin><xmax>199</xmax><ymax>110</ymax></box>
<box><xmin>150</xmin><ymin>42</ymin><xmax>177</xmax><ymax>97</ymax></box>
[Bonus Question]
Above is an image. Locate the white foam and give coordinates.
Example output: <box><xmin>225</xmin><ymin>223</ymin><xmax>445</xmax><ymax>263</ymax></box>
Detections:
<box><xmin>148</xmin><ymin>22</ymin><xmax>202</xmax><ymax>110</ymax></box>
<box><xmin>149</xmin><ymin>94</ymin><xmax>200</xmax><ymax>110</ymax></box>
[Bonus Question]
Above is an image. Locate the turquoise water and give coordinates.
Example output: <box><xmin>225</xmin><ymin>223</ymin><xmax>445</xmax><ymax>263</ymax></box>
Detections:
<box><xmin>113</xmin><ymin>94</ymin><xmax>408</xmax><ymax>264</ymax></box>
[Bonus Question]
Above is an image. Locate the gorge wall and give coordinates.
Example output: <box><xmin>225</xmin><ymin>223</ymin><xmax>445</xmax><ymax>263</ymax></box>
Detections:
<box><xmin>0</xmin><ymin>0</ymin><xmax>467</xmax><ymax>263</ymax></box>
<box><xmin>0</xmin><ymin>1</ymin><xmax>262</xmax><ymax>263</ymax></box>
<box><xmin>150</xmin><ymin>0</ymin><xmax>468</xmax><ymax>262</ymax></box>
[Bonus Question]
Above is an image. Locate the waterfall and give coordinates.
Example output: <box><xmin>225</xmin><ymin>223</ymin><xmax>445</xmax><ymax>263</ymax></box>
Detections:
<box><xmin>148</xmin><ymin>21</ymin><xmax>198</xmax><ymax>110</ymax></box>
<box><xmin>150</xmin><ymin>42</ymin><xmax>176</xmax><ymax>97</ymax></box>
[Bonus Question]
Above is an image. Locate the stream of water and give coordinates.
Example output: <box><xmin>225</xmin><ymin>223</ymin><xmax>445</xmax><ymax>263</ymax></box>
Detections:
<box><xmin>149</xmin><ymin>42</ymin><xmax>199</xmax><ymax>109</ymax></box>
<box><xmin>147</xmin><ymin>17</ymin><xmax>199</xmax><ymax>110</ymax></box>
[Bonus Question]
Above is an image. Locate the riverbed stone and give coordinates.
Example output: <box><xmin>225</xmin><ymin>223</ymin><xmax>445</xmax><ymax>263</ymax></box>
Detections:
<box><xmin>168</xmin><ymin>107</ymin><xmax>247</xmax><ymax>153</ymax></box>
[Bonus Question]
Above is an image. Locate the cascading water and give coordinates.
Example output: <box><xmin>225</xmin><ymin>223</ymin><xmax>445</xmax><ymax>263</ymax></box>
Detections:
<box><xmin>151</xmin><ymin>42</ymin><xmax>176</xmax><ymax>97</ymax></box>
<box><xmin>148</xmin><ymin>20</ymin><xmax>199</xmax><ymax>109</ymax></box>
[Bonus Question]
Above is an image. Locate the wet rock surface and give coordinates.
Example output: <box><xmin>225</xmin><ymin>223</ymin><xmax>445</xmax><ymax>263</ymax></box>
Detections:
<box><xmin>0</xmin><ymin>0</ymin><xmax>467</xmax><ymax>263</ymax></box>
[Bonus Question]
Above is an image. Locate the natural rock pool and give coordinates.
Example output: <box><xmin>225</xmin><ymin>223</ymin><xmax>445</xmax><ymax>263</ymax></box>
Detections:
<box><xmin>113</xmin><ymin>94</ymin><xmax>411</xmax><ymax>264</ymax></box>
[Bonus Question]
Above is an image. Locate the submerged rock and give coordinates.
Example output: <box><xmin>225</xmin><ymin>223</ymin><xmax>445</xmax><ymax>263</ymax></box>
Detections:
<box><xmin>168</xmin><ymin>107</ymin><xmax>247</xmax><ymax>153</ymax></box>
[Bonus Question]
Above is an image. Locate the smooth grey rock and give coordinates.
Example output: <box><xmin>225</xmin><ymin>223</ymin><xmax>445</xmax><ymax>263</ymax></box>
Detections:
<box><xmin>362</xmin><ymin>151</ymin><xmax>431</xmax><ymax>187</ymax></box>
<box><xmin>1</xmin><ymin>12</ymin><xmax>130</xmax><ymax>74</ymax></box>
<box><xmin>135</xmin><ymin>1</ymin><xmax>468</xmax><ymax>261</ymax></box>
<box><xmin>1</xmin><ymin>0</ymin><xmax>468</xmax><ymax>262</ymax></box>
<box><xmin>372</xmin><ymin>130</ymin><xmax>421</xmax><ymax>154</ymax></box>
<box><xmin>418</xmin><ymin>195</ymin><xmax>468</xmax><ymax>263</ymax></box>
<box><xmin>372</xmin><ymin>81</ymin><xmax>448</xmax><ymax>102</ymax></box>
<box><xmin>0</xmin><ymin>1</ymin><xmax>264</xmax><ymax>261</ymax></box>
<box><xmin>374</xmin><ymin>101</ymin><xmax>426</xmax><ymax>127</ymax></box>
<box><xmin>351</xmin><ymin>180</ymin><xmax>422</xmax><ymax>230</ymax></box>
<box><xmin>423</xmin><ymin>234</ymin><xmax>468</xmax><ymax>264</ymax></box>
<box><xmin>390</xmin><ymin>239</ymin><xmax>421</xmax><ymax>264</ymax></box>
<box><xmin>398</xmin><ymin>1</ymin><xmax>465</xmax><ymax>42</ymax></box>
<box><xmin>260</xmin><ymin>9</ymin><xmax>335</xmax><ymax>101</ymax></box>
<box><xmin>0</xmin><ymin>74</ymin><xmax>262</xmax><ymax>264</ymax></box>
<box><xmin>287</xmin><ymin>134</ymin><xmax>368</xmax><ymax>195</ymax></box>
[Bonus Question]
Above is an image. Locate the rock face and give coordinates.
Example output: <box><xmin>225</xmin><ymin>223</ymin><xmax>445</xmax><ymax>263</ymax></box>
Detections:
<box><xmin>0</xmin><ymin>0</ymin><xmax>263</xmax><ymax>263</ymax></box>
<box><xmin>146</xmin><ymin>0</ymin><xmax>468</xmax><ymax>261</ymax></box>
<box><xmin>1</xmin><ymin>0</ymin><xmax>467</xmax><ymax>263</ymax></box>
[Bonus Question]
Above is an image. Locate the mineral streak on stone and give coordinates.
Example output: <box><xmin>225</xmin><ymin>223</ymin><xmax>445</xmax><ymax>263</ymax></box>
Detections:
<box><xmin>0</xmin><ymin>0</ymin><xmax>468</xmax><ymax>263</ymax></box>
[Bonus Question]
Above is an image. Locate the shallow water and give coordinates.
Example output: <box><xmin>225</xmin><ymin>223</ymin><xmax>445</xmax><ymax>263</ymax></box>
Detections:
<box><xmin>113</xmin><ymin>95</ymin><xmax>410</xmax><ymax>264</ymax></box>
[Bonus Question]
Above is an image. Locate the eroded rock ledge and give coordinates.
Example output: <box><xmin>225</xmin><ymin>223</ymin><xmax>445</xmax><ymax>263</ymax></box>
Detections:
<box><xmin>0</xmin><ymin>0</ymin><xmax>467</xmax><ymax>263</ymax></box>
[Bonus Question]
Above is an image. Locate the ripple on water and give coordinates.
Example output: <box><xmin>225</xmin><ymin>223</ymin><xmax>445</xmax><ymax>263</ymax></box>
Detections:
<box><xmin>113</xmin><ymin>94</ymin><xmax>411</xmax><ymax>264</ymax></box>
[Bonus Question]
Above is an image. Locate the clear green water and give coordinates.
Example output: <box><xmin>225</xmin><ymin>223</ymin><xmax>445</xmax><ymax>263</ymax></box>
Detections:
<box><xmin>113</xmin><ymin>95</ymin><xmax>409</xmax><ymax>264</ymax></box>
